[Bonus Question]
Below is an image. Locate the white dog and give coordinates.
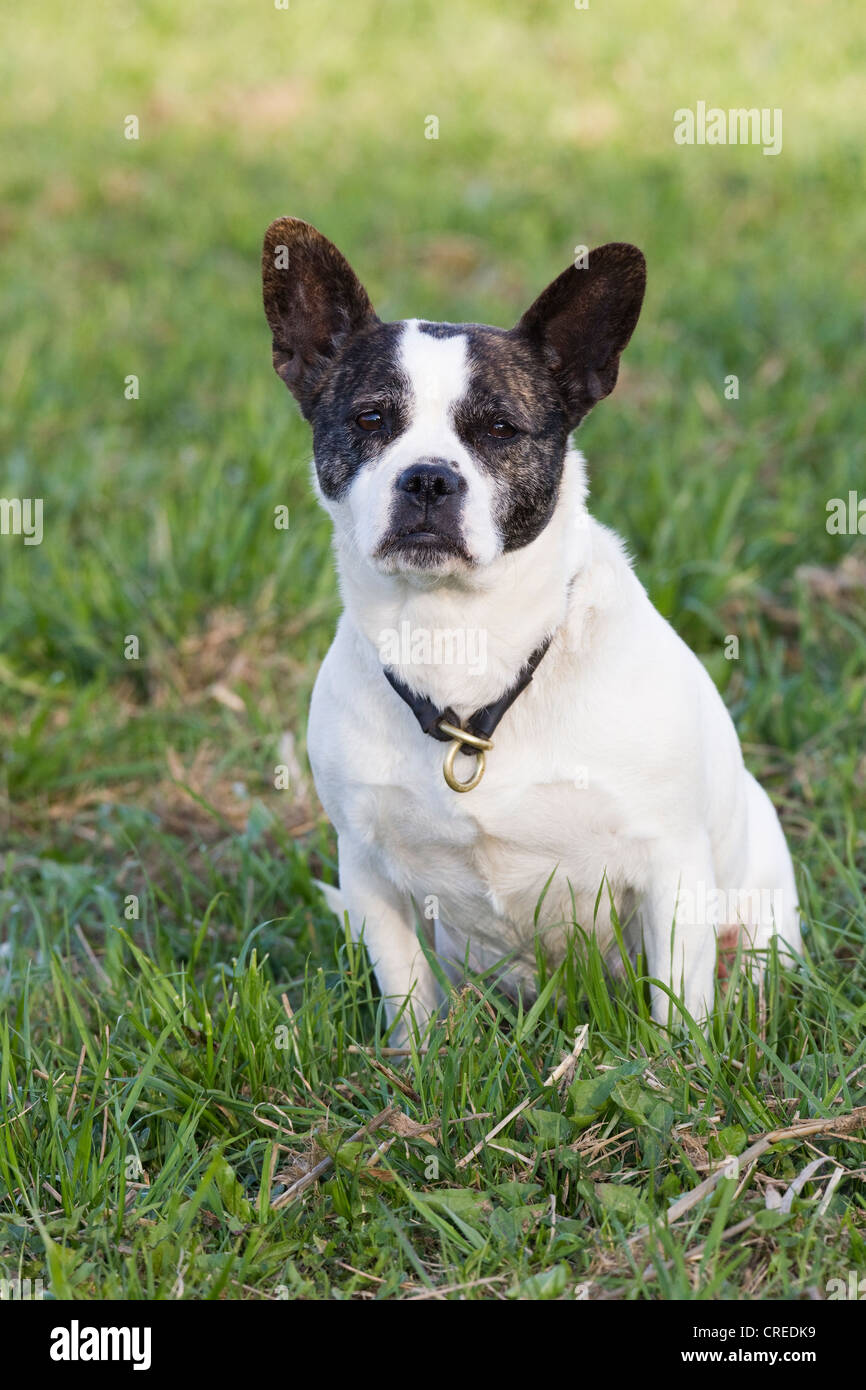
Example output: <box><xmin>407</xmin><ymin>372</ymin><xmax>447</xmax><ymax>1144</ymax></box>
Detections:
<box><xmin>262</xmin><ymin>217</ymin><xmax>801</xmax><ymax>1034</ymax></box>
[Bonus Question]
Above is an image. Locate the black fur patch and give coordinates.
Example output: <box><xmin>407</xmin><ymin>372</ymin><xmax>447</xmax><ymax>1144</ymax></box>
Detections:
<box><xmin>416</xmin><ymin>321</ymin><xmax>468</xmax><ymax>339</ymax></box>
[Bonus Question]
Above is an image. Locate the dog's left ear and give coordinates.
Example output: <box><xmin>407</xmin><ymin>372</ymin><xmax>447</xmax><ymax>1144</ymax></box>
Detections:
<box><xmin>262</xmin><ymin>217</ymin><xmax>379</xmax><ymax>414</ymax></box>
<box><xmin>515</xmin><ymin>243</ymin><xmax>646</xmax><ymax>429</ymax></box>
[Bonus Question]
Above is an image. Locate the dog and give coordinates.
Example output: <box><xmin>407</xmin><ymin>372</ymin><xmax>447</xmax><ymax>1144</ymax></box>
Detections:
<box><xmin>262</xmin><ymin>217</ymin><xmax>802</xmax><ymax>1035</ymax></box>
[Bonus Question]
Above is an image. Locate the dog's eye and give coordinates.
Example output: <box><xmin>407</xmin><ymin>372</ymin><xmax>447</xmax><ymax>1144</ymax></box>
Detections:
<box><xmin>356</xmin><ymin>409</ymin><xmax>385</xmax><ymax>432</ymax></box>
<box><xmin>487</xmin><ymin>420</ymin><xmax>516</xmax><ymax>439</ymax></box>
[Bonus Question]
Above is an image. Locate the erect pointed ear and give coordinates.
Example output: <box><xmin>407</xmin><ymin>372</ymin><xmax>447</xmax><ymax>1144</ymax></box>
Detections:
<box><xmin>262</xmin><ymin>217</ymin><xmax>378</xmax><ymax>413</ymax></box>
<box><xmin>515</xmin><ymin>243</ymin><xmax>646</xmax><ymax>429</ymax></box>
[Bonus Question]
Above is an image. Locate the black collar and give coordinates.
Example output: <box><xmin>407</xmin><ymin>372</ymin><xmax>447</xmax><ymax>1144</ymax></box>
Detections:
<box><xmin>383</xmin><ymin>635</ymin><xmax>553</xmax><ymax>749</ymax></box>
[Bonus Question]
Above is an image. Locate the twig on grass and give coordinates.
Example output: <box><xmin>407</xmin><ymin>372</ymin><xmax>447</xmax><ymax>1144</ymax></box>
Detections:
<box><xmin>456</xmin><ymin>1025</ymin><xmax>589</xmax><ymax>1170</ymax></box>
<box><xmin>817</xmin><ymin>1164</ymin><xmax>845</xmax><ymax>1215</ymax></box>
<box><xmin>406</xmin><ymin>1273</ymin><xmax>508</xmax><ymax>1300</ymax></box>
<box><xmin>346</xmin><ymin>1045</ymin><xmax>449</xmax><ymax>1057</ymax></box>
<box><xmin>270</xmin><ymin>1105</ymin><xmax>439</xmax><ymax>1209</ymax></box>
<box><xmin>628</xmin><ymin>1104</ymin><xmax>866</xmax><ymax>1253</ymax></box>
<box><xmin>642</xmin><ymin>1214</ymin><xmax>759</xmax><ymax>1280</ymax></box>
<box><xmin>66</xmin><ymin>1042</ymin><xmax>87</xmax><ymax>1124</ymax></box>
<box><xmin>359</xmin><ymin>1052</ymin><xmax>422</xmax><ymax>1104</ymax></box>
<box><xmin>99</xmin><ymin>1024</ymin><xmax>110</xmax><ymax>1164</ymax></box>
<box><xmin>280</xmin><ymin>993</ymin><xmax>304</xmax><ymax>1075</ymax></box>
<box><xmin>271</xmin><ymin>1106</ymin><xmax>393</xmax><ymax>1208</ymax></box>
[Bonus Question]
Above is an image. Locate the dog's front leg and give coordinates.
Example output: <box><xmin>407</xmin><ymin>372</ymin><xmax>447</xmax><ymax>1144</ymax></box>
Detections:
<box><xmin>337</xmin><ymin>835</ymin><xmax>443</xmax><ymax>1042</ymax></box>
<box><xmin>642</xmin><ymin>841</ymin><xmax>718</xmax><ymax>1027</ymax></box>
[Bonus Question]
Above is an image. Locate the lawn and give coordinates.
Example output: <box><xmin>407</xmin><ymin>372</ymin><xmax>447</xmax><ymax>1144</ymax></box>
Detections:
<box><xmin>1</xmin><ymin>0</ymin><xmax>865</xmax><ymax>1300</ymax></box>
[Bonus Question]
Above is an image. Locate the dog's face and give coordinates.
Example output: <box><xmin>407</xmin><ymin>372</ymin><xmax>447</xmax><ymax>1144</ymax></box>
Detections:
<box><xmin>262</xmin><ymin>219</ymin><xmax>645</xmax><ymax>579</ymax></box>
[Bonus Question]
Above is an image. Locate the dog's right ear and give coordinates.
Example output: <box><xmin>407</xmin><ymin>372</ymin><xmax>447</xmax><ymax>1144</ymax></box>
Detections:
<box><xmin>262</xmin><ymin>218</ymin><xmax>378</xmax><ymax>413</ymax></box>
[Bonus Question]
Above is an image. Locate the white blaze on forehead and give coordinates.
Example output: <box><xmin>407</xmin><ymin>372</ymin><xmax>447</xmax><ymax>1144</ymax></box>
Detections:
<box><xmin>399</xmin><ymin>319</ymin><xmax>471</xmax><ymax>420</ymax></box>
<box><xmin>388</xmin><ymin>319</ymin><xmax>499</xmax><ymax>565</ymax></box>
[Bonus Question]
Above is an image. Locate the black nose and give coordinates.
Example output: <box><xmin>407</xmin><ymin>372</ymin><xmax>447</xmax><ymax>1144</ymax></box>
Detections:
<box><xmin>396</xmin><ymin>460</ymin><xmax>464</xmax><ymax>503</ymax></box>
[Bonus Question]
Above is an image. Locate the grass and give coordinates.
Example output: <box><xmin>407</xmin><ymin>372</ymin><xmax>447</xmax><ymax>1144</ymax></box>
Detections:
<box><xmin>1</xmin><ymin>0</ymin><xmax>865</xmax><ymax>1300</ymax></box>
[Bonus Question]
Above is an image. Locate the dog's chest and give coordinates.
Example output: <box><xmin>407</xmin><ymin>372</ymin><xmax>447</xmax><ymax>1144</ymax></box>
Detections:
<box><xmin>335</xmin><ymin>729</ymin><xmax>630</xmax><ymax>963</ymax></box>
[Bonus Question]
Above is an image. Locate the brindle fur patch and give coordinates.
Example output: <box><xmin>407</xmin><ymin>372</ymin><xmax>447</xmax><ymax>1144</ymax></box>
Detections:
<box><xmin>450</xmin><ymin>324</ymin><xmax>570</xmax><ymax>552</ymax></box>
<box><xmin>307</xmin><ymin>321</ymin><xmax>411</xmax><ymax>499</ymax></box>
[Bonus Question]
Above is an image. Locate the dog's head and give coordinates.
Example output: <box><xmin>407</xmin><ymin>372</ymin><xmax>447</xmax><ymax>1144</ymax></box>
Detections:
<box><xmin>262</xmin><ymin>218</ymin><xmax>645</xmax><ymax>579</ymax></box>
